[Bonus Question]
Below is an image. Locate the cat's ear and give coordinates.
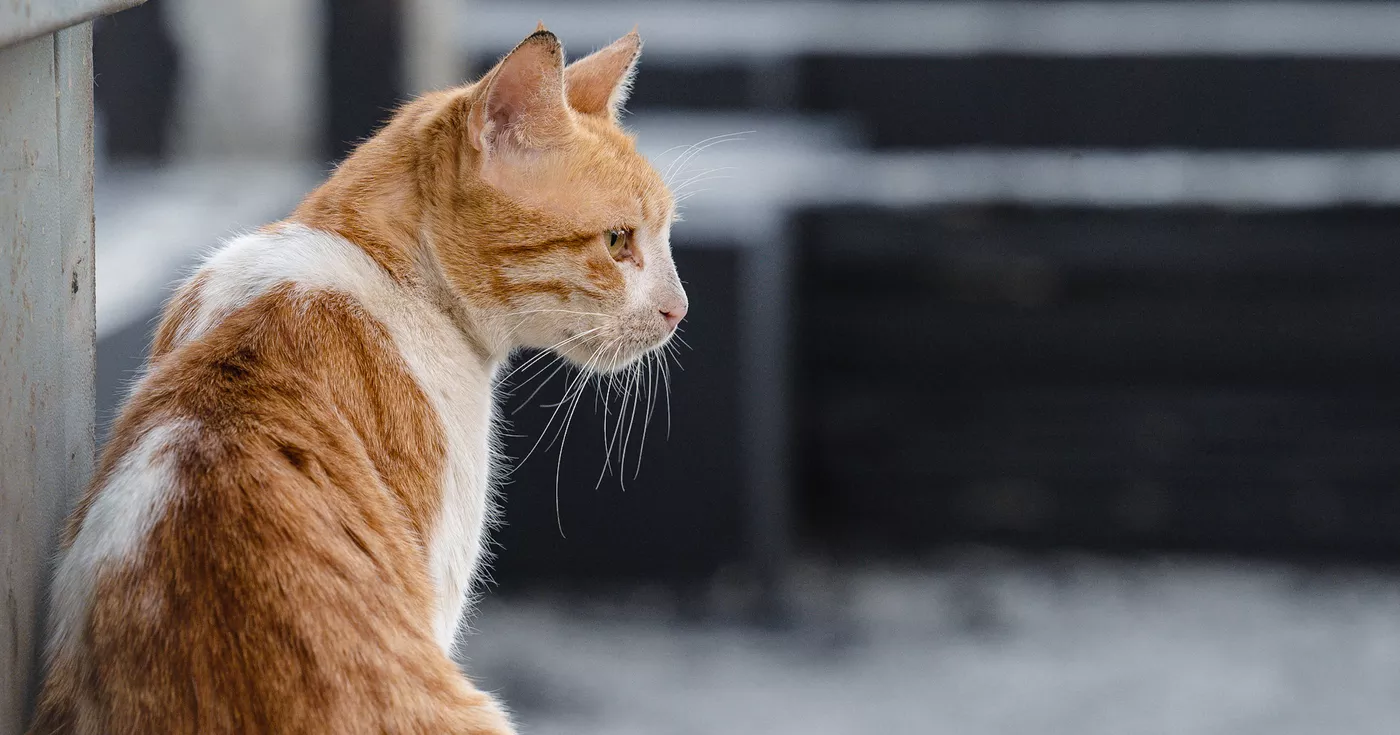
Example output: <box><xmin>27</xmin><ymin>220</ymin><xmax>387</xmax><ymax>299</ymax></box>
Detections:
<box><xmin>564</xmin><ymin>30</ymin><xmax>642</xmax><ymax>120</ymax></box>
<box><xmin>467</xmin><ymin>30</ymin><xmax>571</xmax><ymax>154</ymax></box>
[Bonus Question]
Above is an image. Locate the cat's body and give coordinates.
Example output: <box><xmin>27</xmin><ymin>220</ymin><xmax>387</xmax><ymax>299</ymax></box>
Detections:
<box><xmin>30</xmin><ymin>28</ymin><xmax>685</xmax><ymax>735</ymax></box>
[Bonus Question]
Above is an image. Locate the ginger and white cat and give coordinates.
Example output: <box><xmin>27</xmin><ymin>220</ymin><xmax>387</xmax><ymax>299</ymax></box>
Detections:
<box><xmin>30</xmin><ymin>27</ymin><xmax>686</xmax><ymax>734</ymax></box>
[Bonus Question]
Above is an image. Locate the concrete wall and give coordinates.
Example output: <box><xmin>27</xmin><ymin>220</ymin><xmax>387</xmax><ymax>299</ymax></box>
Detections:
<box><xmin>0</xmin><ymin>0</ymin><xmax>140</xmax><ymax>47</ymax></box>
<box><xmin>0</xmin><ymin>8</ymin><xmax>111</xmax><ymax>732</ymax></box>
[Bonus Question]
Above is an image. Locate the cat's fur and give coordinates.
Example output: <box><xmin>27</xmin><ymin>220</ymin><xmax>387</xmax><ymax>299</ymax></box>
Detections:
<box><xmin>30</xmin><ymin>28</ymin><xmax>686</xmax><ymax>735</ymax></box>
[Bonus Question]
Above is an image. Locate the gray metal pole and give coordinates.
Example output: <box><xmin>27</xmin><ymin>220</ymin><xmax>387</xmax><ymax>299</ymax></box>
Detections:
<box><xmin>0</xmin><ymin>3</ymin><xmax>142</xmax><ymax>731</ymax></box>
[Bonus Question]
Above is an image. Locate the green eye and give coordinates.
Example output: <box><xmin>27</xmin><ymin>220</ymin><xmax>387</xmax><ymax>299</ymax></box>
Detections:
<box><xmin>606</xmin><ymin>229</ymin><xmax>631</xmax><ymax>257</ymax></box>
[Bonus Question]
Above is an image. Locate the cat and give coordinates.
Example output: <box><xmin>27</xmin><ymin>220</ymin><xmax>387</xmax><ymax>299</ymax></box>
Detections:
<box><xmin>30</xmin><ymin>27</ymin><xmax>686</xmax><ymax>735</ymax></box>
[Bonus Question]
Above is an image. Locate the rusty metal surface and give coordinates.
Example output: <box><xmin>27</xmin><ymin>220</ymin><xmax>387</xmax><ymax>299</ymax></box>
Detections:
<box><xmin>0</xmin><ymin>0</ymin><xmax>142</xmax><ymax>48</ymax></box>
<box><xmin>0</xmin><ymin>22</ymin><xmax>95</xmax><ymax>734</ymax></box>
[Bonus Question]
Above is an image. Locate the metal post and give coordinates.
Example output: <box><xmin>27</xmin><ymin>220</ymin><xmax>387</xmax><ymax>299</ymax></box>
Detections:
<box><xmin>0</xmin><ymin>2</ymin><xmax>143</xmax><ymax>731</ymax></box>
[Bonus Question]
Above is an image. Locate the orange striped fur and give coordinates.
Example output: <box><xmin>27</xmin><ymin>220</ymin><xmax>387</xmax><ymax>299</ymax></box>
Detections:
<box><xmin>31</xmin><ymin>28</ymin><xmax>686</xmax><ymax>735</ymax></box>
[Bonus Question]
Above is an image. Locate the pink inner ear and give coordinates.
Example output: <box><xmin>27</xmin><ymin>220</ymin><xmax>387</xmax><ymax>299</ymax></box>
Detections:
<box><xmin>472</xmin><ymin>35</ymin><xmax>569</xmax><ymax>152</ymax></box>
<box><xmin>487</xmin><ymin>68</ymin><xmax>538</xmax><ymax>133</ymax></box>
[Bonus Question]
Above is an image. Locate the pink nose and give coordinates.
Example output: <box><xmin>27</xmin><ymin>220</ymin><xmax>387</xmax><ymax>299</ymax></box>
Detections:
<box><xmin>661</xmin><ymin>304</ymin><xmax>687</xmax><ymax>330</ymax></box>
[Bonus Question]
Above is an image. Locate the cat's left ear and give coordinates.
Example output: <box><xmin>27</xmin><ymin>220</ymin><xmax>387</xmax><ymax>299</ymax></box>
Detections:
<box><xmin>564</xmin><ymin>30</ymin><xmax>642</xmax><ymax>120</ymax></box>
<box><xmin>468</xmin><ymin>30</ymin><xmax>571</xmax><ymax>155</ymax></box>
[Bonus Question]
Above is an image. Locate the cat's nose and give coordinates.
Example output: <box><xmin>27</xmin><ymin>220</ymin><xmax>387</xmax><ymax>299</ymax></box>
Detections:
<box><xmin>661</xmin><ymin>304</ymin><xmax>687</xmax><ymax>330</ymax></box>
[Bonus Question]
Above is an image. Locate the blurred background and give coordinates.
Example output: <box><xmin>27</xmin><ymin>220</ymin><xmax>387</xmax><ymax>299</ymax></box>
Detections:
<box><xmin>91</xmin><ymin>1</ymin><xmax>1400</xmax><ymax>732</ymax></box>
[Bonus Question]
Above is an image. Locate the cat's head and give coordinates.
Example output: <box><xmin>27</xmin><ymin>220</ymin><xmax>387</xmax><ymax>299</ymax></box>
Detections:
<box><xmin>426</xmin><ymin>29</ymin><xmax>686</xmax><ymax>374</ymax></box>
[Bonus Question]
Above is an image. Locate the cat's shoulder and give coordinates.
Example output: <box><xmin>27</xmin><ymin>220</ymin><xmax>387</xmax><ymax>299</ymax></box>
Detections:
<box><xmin>153</xmin><ymin>223</ymin><xmax>400</xmax><ymax>357</ymax></box>
<box><xmin>197</xmin><ymin>223</ymin><xmax>394</xmax><ymax>313</ymax></box>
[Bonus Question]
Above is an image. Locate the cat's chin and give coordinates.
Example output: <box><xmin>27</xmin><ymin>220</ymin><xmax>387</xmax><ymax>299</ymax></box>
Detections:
<box><xmin>556</xmin><ymin>336</ymin><xmax>671</xmax><ymax>375</ymax></box>
<box><xmin>561</xmin><ymin>350</ymin><xmax>644</xmax><ymax>375</ymax></box>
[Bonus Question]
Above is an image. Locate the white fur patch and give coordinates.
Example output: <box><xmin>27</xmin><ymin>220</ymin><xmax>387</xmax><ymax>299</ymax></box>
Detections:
<box><xmin>168</xmin><ymin>226</ymin><xmax>498</xmax><ymax>652</ymax></box>
<box><xmin>49</xmin><ymin>422</ymin><xmax>192</xmax><ymax>661</ymax></box>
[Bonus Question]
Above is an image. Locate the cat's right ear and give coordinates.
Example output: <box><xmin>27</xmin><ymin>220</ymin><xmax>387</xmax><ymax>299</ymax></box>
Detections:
<box><xmin>467</xmin><ymin>31</ymin><xmax>571</xmax><ymax>155</ymax></box>
<box><xmin>564</xmin><ymin>31</ymin><xmax>642</xmax><ymax>120</ymax></box>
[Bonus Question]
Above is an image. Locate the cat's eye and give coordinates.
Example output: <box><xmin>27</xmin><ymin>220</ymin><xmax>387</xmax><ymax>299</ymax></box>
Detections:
<box><xmin>606</xmin><ymin>229</ymin><xmax>633</xmax><ymax>260</ymax></box>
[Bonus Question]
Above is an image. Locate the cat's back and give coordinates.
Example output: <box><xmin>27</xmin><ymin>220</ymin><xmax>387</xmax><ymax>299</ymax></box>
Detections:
<box><xmin>29</xmin><ymin>226</ymin><xmax>493</xmax><ymax>735</ymax></box>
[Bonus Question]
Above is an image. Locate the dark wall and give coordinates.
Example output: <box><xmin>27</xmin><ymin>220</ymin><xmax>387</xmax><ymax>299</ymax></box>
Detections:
<box><xmin>799</xmin><ymin>56</ymin><xmax>1400</xmax><ymax>149</ymax></box>
<box><xmin>324</xmin><ymin>0</ymin><xmax>403</xmax><ymax>161</ymax></box>
<box><xmin>796</xmin><ymin>205</ymin><xmax>1400</xmax><ymax>558</ymax></box>
<box><xmin>93</xmin><ymin>0</ymin><xmax>177</xmax><ymax>159</ymax></box>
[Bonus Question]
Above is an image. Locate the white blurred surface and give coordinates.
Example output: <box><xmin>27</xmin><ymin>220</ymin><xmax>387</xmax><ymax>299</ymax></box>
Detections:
<box><xmin>464</xmin><ymin>554</ymin><xmax>1400</xmax><ymax>735</ymax></box>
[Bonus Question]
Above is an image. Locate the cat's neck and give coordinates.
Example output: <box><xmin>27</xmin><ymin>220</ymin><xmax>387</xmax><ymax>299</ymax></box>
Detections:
<box><xmin>294</xmin><ymin>132</ymin><xmax>427</xmax><ymax>284</ymax></box>
<box><xmin>292</xmin><ymin>94</ymin><xmax>505</xmax><ymax>363</ymax></box>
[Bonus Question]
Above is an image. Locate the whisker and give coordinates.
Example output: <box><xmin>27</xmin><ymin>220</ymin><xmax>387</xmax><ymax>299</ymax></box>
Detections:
<box><xmin>664</xmin><ymin>341</ymin><xmax>686</xmax><ymax>372</ymax></box>
<box><xmin>661</xmin><ymin>131</ymin><xmax>746</xmax><ymax>184</ymax></box>
<box><xmin>501</xmin><ymin>308</ymin><xmax>613</xmax><ymax>318</ymax></box>
<box><xmin>517</xmin><ymin>341</ymin><xmax>605</xmax><ymax>471</ymax></box>
<box><xmin>660</xmin><ymin>350</ymin><xmax>674</xmax><ymax>438</ymax></box>
<box><xmin>634</xmin><ymin>352</ymin><xmax>660</xmax><ymax>479</ymax></box>
<box><xmin>508</xmin><ymin>356</ymin><xmax>570</xmax><ymax>416</ymax></box>
<box><xmin>674</xmin><ymin>170</ymin><xmax>734</xmax><ymax>191</ymax></box>
<box><xmin>589</xmin><ymin>338</ymin><xmax>624</xmax><ymax>485</ymax></box>
<box><xmin>596</xmin><ymin>339</ymin><xmax>630</xmax><ymax>486</ymax></box>
<box><xmin>500</xmin><ymin>328</ymin><xmax>602</xmax><ymax>382</ymax></box>
<box><xmin>510</xmin><ymin>346</ymin><xmax>574</xmax><ymax>394</ymax></box>
<box><xmin>673</xmin><ymin>187</ymin><xmax>720</xmax><ymax>207</ymax></box>
<box><xmin>664</xmin><ymin>132</ymin><xmax>750</xmax><ymax>188</ymax></box>
<box><xmin>651</xmin><ymin>141</ymin><xmax>701</xmax><ymax>172</ymax></box>
<box><xmin>673</xmin><ymin>168</ymin><xmax>734</xmax><ymax>193</ymax></box>
<box><xmin>551</xmin><ymin>342</ymin><xmax>611</xmax><ymax>533</ymax></box>
<box><xmin>619</xmin><ymin>363</ymin><xmax>645</xmax><ymax>489</ymax></box>
<box><xmin>610</xmin><ymin>365</ymin><xmax>634</xmax><ymax>491</ymax></box>
<box><xmin>671</xmin><ymin>131</ymin><xmax>750</xmax><ymax>176</ymax></box>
